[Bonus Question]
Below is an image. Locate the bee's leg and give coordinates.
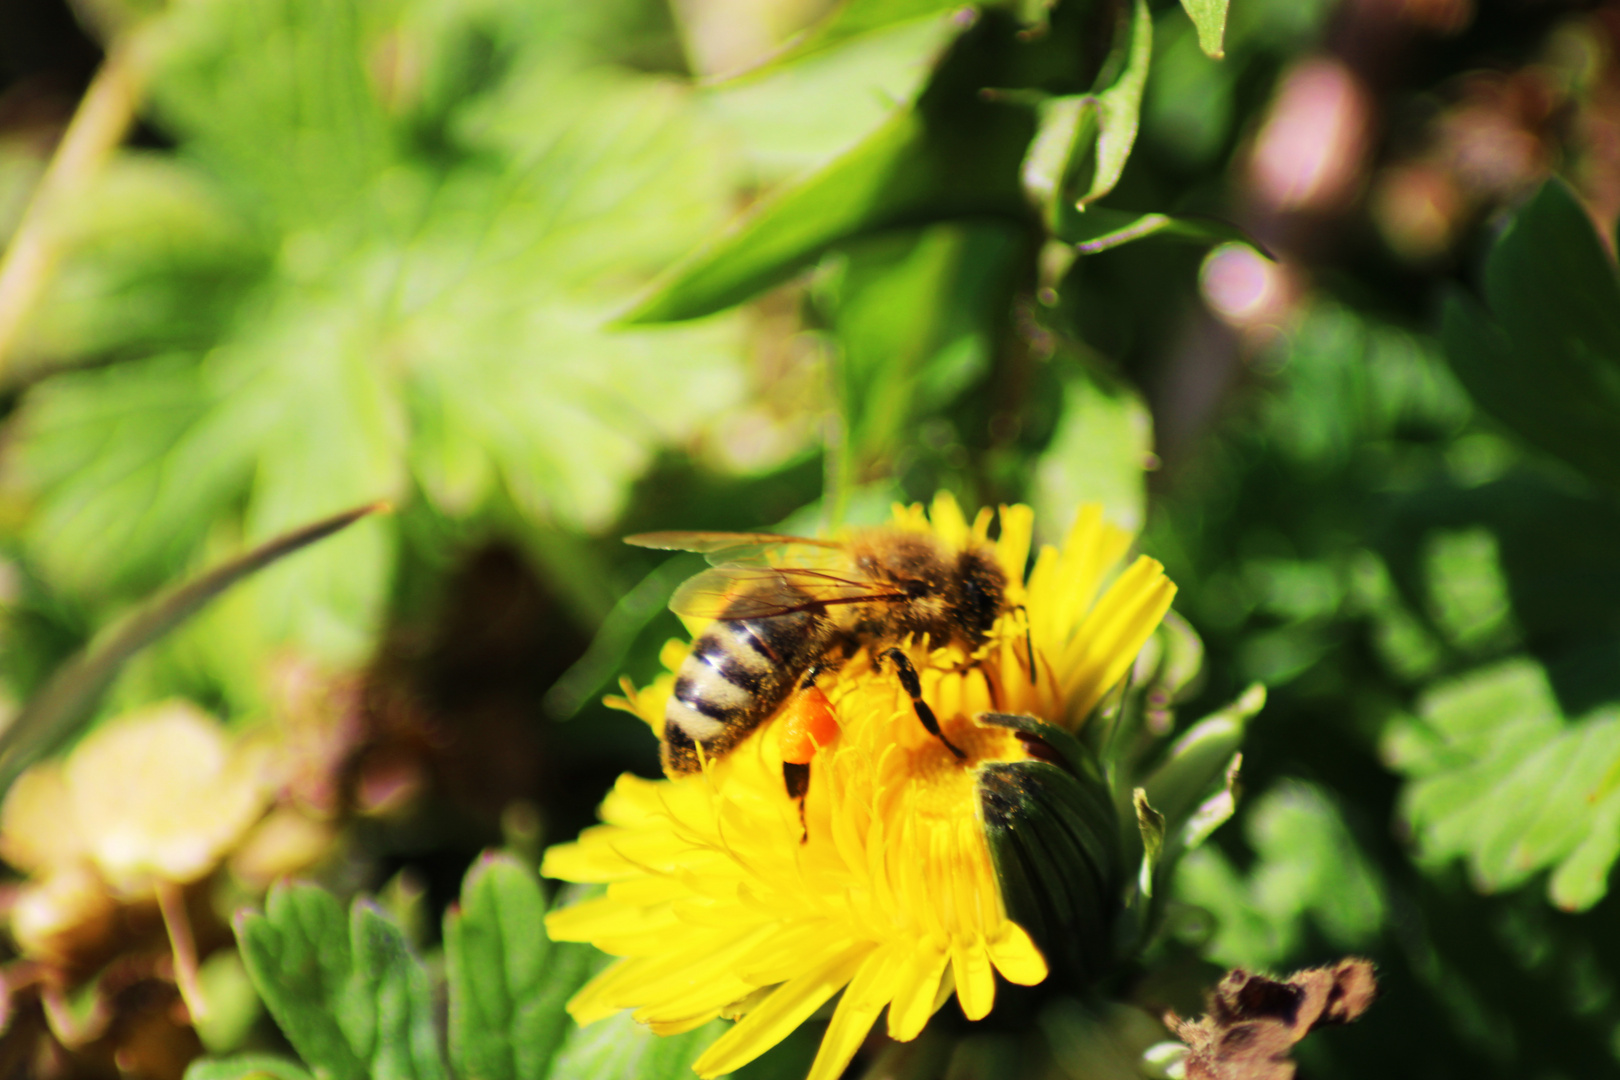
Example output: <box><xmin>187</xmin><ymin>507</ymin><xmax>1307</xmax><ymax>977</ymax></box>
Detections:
<box><xmin>782</xmin><ymin>761</ymin><xmax>812</xmax><ymax>841</ymax></box>
<box><xmin>780</xmin><ymin>663</ymin><xmax>836</xmax><ymax>842</ymax></box>
<box><xmin>881</xmin><ymin>647</ymin><xmax>966</xmax><ymax>759</ymax></box>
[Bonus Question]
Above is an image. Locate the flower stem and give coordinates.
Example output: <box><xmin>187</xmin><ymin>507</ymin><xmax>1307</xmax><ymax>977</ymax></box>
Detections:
<box><xmin>156</xmin><ymin>880</ymin><xmax>207</xmax><ymax>1024</ymax></box>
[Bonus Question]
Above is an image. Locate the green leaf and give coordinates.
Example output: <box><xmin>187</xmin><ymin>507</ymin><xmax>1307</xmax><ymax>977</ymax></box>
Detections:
<box><xmin>236</xmin><ymin>882</ymin><xmax>448</xmax><ymax>1080</ymax></box>
<box><xmin>1173</xmin><ymin>782</ymin><xmax>1385</xmax><ymax>969</ymax></box>
<box><xmin>148</xmin><ymin>0</ymin><xmax>400</xmax><ymax>229</ymax></box>
<box><xmin>1177</xmin><ymin>0</ymin><xmax>1228</xmax><ymax>59</ymax></box>
<box><xmin>1017</xmin><ymin>0</ymin><xmax>1154</xmax><ymax>227</ymax></box>
<box><xmin>548</xmin><ymin>1012</ymin><xmax>734</xmax><ymax>1080</ymax></box>
<box><xmin>820</xmin><ymin>223</ymin><xmax>1022</xmax><ymax>504</ymax></box>
<box><xmin>1141</xmin><ymin>683</ymin><xmax>1264</xmax><ymax>829</ymax></box>
<box><xmin>1077</xmin><ymin>0</ymin><xmax>1151</xmax><ymax>207</ymax></box>
<box><xmin>1440</xmin><ymin>178</ymin><xmax>1620</xmax><ymax>493</ymax></box>
<box><xmin>184</xmin><ymin>1055</ymin><xmax>314</xmax><ymax>1080</ymax></box>
<box><xmin>1384</xmin><ymin>657</ymin><xmax>1620</xmax><ymax>911</ymax></box>
<box><xmin>1033</xmin><ymin>369</ymin><xmax>1152</xmax><ymax>534</ymax></box>
<box><xmin>1021</xmin><ymin>95</ymin><xmax>1096</xmax><ymax>229</ymax></box>
<box><xmin>626</xmin><ymin>13</ymin><xmax>1039</xmax><ymax>324</ymax></box>
<box><xmin>703</xmin><ymin>14</ymin><xmax>960</xmax><ymax>181</ymax></box>
<box><xmin>763</xmin><ymin>0</ymin><xmax>967</xmax><ymax>69</ymax></box>
<box><xmin>14</xmin><ymin>0</ymin><xmax>752</xmax><ymax>683</ymax></box>
<box><xmin>0</xmin><ymin>503</ymin><xmax>380</xmax><ymax>791</ymax></box>
<box><xmin>1133</xmin><ymin>788</ymin><xmax>1166</xmax><ymax>898</ymax></box>
<box><xmin>446</xmin><ymin>853</ymin><xmax>596</xmax><ymax>1080</ymax></box>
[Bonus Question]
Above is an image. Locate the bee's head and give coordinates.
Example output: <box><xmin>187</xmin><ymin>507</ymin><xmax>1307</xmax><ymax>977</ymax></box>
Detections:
<box><xmin>950</xmin><ymin>547</ymin><xmax>1007</xmax><ymax>643</ymax></box>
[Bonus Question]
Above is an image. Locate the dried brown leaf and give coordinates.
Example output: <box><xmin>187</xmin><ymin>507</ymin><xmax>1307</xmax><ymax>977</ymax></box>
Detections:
<box><xmin>1167</xmin><ymin>958</ymin><xmax>1378</xmax><ymax>1080</ymax></box>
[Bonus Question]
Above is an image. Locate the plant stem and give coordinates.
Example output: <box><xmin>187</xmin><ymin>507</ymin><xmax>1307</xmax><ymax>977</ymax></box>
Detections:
<box><xmin>156</xmin><ymin>879</ymin><xmax>208</xmax><ymax>1024</ymax></box>
<box><xmin>0</xmin><ymin>35</ymin><xmax>146</xmax><ymax>375</ymax></box>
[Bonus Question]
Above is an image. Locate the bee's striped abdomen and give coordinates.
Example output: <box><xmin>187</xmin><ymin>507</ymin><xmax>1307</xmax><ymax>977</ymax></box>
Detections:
<box><xmin>663</xmin><ymin>606</ymin><xmax>826</xmax><ymax>775</ymax></box>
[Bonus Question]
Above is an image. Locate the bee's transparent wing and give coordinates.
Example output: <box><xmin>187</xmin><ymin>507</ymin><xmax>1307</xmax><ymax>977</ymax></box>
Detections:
<box><xmin>625</xmin><ymin>530</ymin><xmax>840</xmax><ymax>567</ymax></box>
<box><xmin>667</xmin><ymin>566</ymin><xmax>903</xmax><ymax>620</ymax></box>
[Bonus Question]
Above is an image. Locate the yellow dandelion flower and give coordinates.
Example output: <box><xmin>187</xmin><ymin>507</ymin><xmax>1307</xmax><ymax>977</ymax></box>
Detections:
<box><xmin>542</xmin><ymin>495</ymin><xmax>1176</xmax><ymax>1080</ymax></box>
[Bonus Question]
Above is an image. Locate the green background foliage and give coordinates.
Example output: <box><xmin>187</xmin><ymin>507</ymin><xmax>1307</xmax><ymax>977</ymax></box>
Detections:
<box><xmin>3</xmin><ymin>0</ymin><xmax>1620</xmax><ymax>1076</ymax></box>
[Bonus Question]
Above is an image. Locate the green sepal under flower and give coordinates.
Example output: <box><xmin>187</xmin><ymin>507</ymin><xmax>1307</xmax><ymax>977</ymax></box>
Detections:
<box><xmin>977</xmin><ymin>712</ymin><xmax>1124</xmax><ymax>991</ymax></box>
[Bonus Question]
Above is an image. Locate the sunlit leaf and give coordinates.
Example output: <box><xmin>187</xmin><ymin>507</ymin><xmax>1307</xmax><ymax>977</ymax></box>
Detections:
<box><xmin>184</xmin><ymin>1055</ymin><xmax>313</xmax><ymax>1080</ymax></box>
<box><xmin>1077</xmin><ymin>0</ymin><xmax>1151</xmax><ymax>207</ymax></box>
<box><xmin>11</xmin><ymin>0</ymin><xmax>750</xmax><ymax>678</ymax></box>
<box><xmin>1385</xmin><ymin>657</ymin><xmax>1620</xmax><ymax>911</ymax></box>
<box><xmin>625</xmin><ymin>89</ymin><xmax>1032</xmax><ymax>322</ymax></box>
<box><xmin>1033</xmin><ymin>369</ymin><xmax>1152</xmax><ymax>534</ymax></box>
<box><xmin>760</xmin><ymin>0</ymin><xmax>967</xmax><ymax>70</ymax></box>
<box><xmin>236</xmin><ymin>883</ymin><xmax>447</xmax><ymax>1080</ymax></box>
<box><xmin>446</xmin><ymin>853</ymin><xmax>594</xmax><ymax>1080</ymax></box>
<box><xmin>1177</xmin><ymin>0</ymin><xmax>1228</xmax><ymax>59</ymax></box>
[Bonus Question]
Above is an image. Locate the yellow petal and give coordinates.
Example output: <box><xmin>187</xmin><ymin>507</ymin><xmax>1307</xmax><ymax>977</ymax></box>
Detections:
<box><xmin>994</xmin><ymin>504</ymin><xmax>1034</xmax><ymax>592</ymax></box>
<box><xmin>986</xmin><ymin>920</ymin><xmax>1047</xmax><ymax>986</ymax></box>
<box><xmin>929</xmin><ymin>492</ymin><xmax>969</xmax><ymax>548</ymax></box>
<box><xmin>693</xmin><ymin>944</ymin><xmax>871</xmax><ymax>1078</ymax></box>
<box><xmin>885</xmin><ymin>943</ymin><xmax>950</xmax><ymax>1041</ymax></box>
<box><xmin>950</xmin><ymin>934</ymin><xmax>997</xmax><ymax>1020</ymax></box>
<box><xmin>805</xmin><ymin>944</ymin><xmax>907</xmax><ymax>1080</ymax></box>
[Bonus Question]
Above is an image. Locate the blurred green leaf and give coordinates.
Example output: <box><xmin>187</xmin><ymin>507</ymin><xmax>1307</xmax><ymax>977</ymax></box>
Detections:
<box><xmin>1033</xmin><ymin>369</ymin><xmax>1151</xmax><ymax>533</ymax></box>
<box><xmin>820</xmin><ymin>223</ymin><xmax>1021</xmax><ymax>500</ymax></box>
<box><xmin>194</xmin><ymin>950</ymin><xmax>266</xmax><ymax>1054</ymax></box>
<box><xmin>0</xmin><ymin>503</ymin><xmax>380</xmax><ymax>790</ymax></box>
<box><xmin>703</xmin><ymin>14</ymin><xmax>960</xmax><ymax>180</ymax></box>
<box><xmin>1385</xmin><ymin>657</ymin><xmax>1620</xmax><ymax>911</ymax></box>
<box><xmin>1022</xmin><ymin>95</ymin><xmax>1095</xmax><ymax>229</ymax></box>
<box><xmin>1177</xmin><ymin>0</ymin><xmax>1228</xmax><ymax>59</ymax></box>
<box><xmin>237</xmin><ymin>883</ymin><xmax>447</xmax><ymax>1080</ymax></box>
<box><xmin>446</xmin><ymin>853</ymin><xmax>594</xmax><ymax>1080</ymax></box>
<box><xmin>764</xmin><ymin>0</ymin><xmax>967</xmax><ymax>69</ymax></box>
<box><xmin>626</xmin><ymin>9</ymin><xmax>1058</xmax><ymax>325</ymax></box>
<box><xmin>548</xmin><ymin>1012</ymin><xmax>735</xmax><ymax>1080</ymax></box>
<box><xmin>1440</xmin><ymin>178</ymin><xmax>1620</xmax><ymax>494</ymax></box>
<box><xmin>625</xmin><ymin>88</ymin><xmax>1032</xmax><ymax>322</ymax></box>
<box><xmin>1141</xmin><ymin>10</ymin><xmax>1233</xmax><ymax>167</ymax></box>
<box><xmin>13</xmin><ymin>0</ymin><xmax>749</xmax><ymax>675</ymax></box>
<box><xmin>184</xmin><ymin>1055</ymin><xmax>314</xmax><ymax>1080</ymax></box>
<box><xmin>18</xmin><ymin>154</ymin><xmax>265</xmax><ymax>367</ymax></box>
<box><xmin>1174</xmin><ymin>781</ymin><xmax>1384</xmax><ymax>969</ymax></box>
<box><xmin>149</xmin><ymin>0</ymin><xmax>401</xmax><ymax>229</ymax></box>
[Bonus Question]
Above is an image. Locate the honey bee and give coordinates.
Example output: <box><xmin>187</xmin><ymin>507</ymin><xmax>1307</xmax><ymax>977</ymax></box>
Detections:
<box><xmin>626</xmin><ymin>527</ymin><xmax>1022</xmax><ymax>796</ymax></box>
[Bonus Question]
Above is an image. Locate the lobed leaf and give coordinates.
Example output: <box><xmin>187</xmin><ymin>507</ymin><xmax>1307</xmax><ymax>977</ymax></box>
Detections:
<box><xmin>446</xmin><ymin>853</ymin><xmax>597</xmax><ymax>1080</ymax></box>
<box><xmin>1440</xmin><ymin>178</ymin><xmax>1620</xmax><ymax>494</ymax></box>
<box><xmin>184</xmin><ymin>1055</ymin><xmax>314</xmax><ymax>1080</ymax></box>
<box><xmin>1385</xmin><ymin>657</ymin><xmax>1620</xmax><ymax>910</ymax></box>
<box><xmin>235</xmin><ymin>882</ymin><xmax>447</xmax><ymax>1080</ymax></box>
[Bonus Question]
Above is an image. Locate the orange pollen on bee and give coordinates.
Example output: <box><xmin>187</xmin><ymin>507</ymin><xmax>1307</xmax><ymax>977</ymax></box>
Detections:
<box><xmin>779</xmin><ymin>686</ymin><xmax>841</xmax><ymax>765</ymax></box>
